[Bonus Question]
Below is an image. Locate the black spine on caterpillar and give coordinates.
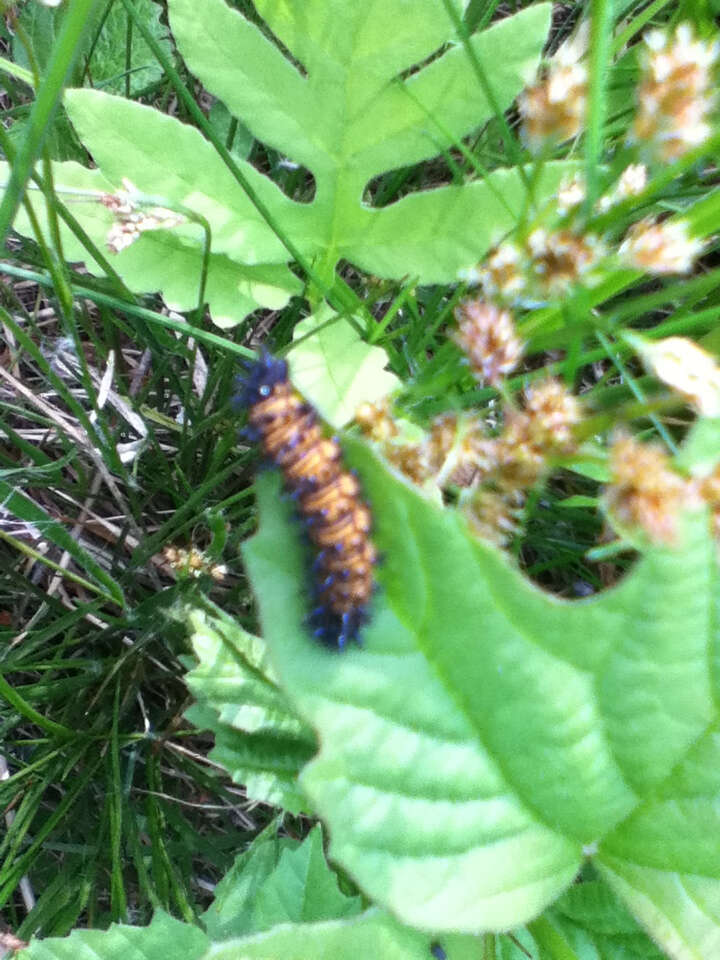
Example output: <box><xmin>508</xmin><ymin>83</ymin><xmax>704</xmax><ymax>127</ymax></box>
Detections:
<box><xmin>236</xmin><ymin>352</ymin><xmax>377</xmax><ymax>649</ymax></box>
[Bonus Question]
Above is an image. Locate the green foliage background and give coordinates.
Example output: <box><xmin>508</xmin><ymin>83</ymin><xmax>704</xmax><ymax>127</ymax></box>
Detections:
<box><xmin>0</xmin><ymin>0</ymin><xmax>719</xmax><ymax>958</ymax></box>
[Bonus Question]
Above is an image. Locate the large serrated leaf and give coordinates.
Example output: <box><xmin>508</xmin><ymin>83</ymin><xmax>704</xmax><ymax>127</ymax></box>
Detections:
<box><xmin>17</xmin><ymin>911</ymin><xmax>208</xmax><ymax>960</ymax></box>
<box><xmin>240</xmin><ymin>438</ymin><xmax>719</xmax><ymax>936</ymax></box>
<box><xmin>548</xmin><ymin>878</ymin><xmax>667</xmax><ymax>959</ymax></box>
<box><xmin>597</xmin><ymin>723</ymin><xmax>720</xmax><ymax>960</ymax></box>
<box><xmin>185</xmin><ymin>605</ymin><xmax>315</xmax><ymax>814</ymax></box>
<box><xmin>206</xmin><ymin>910</ymin><xmax>448</xmax><ymax>960</ymax></box>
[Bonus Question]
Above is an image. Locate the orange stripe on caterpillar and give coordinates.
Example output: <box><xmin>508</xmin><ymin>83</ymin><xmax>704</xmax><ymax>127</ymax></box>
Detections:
<box><xmin>236</xmin><ymin>353</ymin><xmax>377</xmax><ymax>648</ymax></box>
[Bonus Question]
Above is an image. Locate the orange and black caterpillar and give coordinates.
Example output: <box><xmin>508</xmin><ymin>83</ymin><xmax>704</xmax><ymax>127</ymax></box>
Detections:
<box><xmin>236</xmin><ymin>353</ymin><xmax>376</xmax><ymax>648</ymax></box>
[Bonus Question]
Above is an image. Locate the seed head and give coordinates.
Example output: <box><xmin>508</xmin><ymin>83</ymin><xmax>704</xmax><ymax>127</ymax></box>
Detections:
<box><xmin>619</xmin><ymin>218</ymin><xmax>703</xmax><ymax>275</ymax></box>
<box><xmin>557</xmin><ymin>173</ymin><xmax>586</xmax><ymax>216</ymax></box>
<box><xmin>518</xmin><ymin>47</ymin><xmax>588</xmax><ymax>150</ymax></box>
<box><xmin>494</xmin><ymin>413</ymin><xmax>548</xmax><ymax>491</ymax></box>
<box><xmin>462</xmin><ymin>489</ymin><xmax>518</xmax><ymax>547</ymax></box>
<box><xmin>101</xmin><ymin>178</ymin><xmax>186</xmax><ymax>254</ymax></box>
<box><xmin>163</xmin><ymin>545</ymin><xmax>228</xmax><ymax>582</ymax></box>
<box><xmin>386</xmin><ymin>443</ymin><xmax>431</xmax><ymax>486</ymax></box>
<box><xmin>477</xmin><ymin>243</ymin><xmax>526</xmax><ymax>300</ymax></box>
<box><xmin>632</xmin><ymin>23</ymin><xmax>718</xmax><ymax>161</ymax></box>
<box><xmin>605</xmin><ymin>433</ymin><xmax>690</xmax><ymax>544</ymax></box>
<box><xmin>526</xmin><ymin>228</ymin><xmax>602</xmax><ymax>295</ymax></box>
<box><xmin>523</xmin><ymin>378</ymin><xmax>582</xmax><ymax>452</ymax></box>
<box><xmin>597</xmin><ymin>164</ymin><xmax>648</xmax><ymax>212</ymax></box>
<box><xmin>452</xmin><ymin>299</ymin><xmax>524</xmax><ymax>386</ymax></box>
<box><xmin>427</xmin><ymin>412</ymin><xmax>460</xmax><ymax>475</ymax></box>
<box><xmin>355</xmin><ymin>399</ymin><xmax>398</xmax><ymax>443</ymax></box>
<box><xmin>486</xmin><ymin>379</ymin><xmax>582</xmax><ymax>494</ymax></box>
<box><xmin>356</xmin><ymin>400</ymin><xmax>434</xmax><ymax>485</ymax></box>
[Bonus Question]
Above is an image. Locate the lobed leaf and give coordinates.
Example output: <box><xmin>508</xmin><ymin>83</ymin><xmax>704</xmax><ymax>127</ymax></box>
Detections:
<box><xmin>171</xmin><ymin>0</ymin><xmax>550</xmax><ymax>183</ymax></box>
<box><xmin>62</xmin><ymin>90</ymin><xmax>312</xmax><ymax>266</ymax></box>
<box><xmin>4</xmin><ymin>1</ymin><xmax>567</xmax><ymax>327</ymax></box>
<box><xmin>341</xmin><ymin>163</ymin><xmax>580</xmax><ymax>284</ymax></box>
<box><xmin>166</xmin><ymin>0</ymin><xmax>561</xmax><ymax>289</ymax></box>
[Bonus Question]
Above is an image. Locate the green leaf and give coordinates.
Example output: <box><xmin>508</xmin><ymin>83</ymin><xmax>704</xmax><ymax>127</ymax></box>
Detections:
<box><xmin>62</xmin><ymin>91</ymin><xmax>308</xmax><ymax>266</ymax></box>
<box><xmin>13</xmin><ymin>0</ymin><xmax>171</xmax><ymax>97</ymax></box>
<box><xmin>202</xmin><ymin>822</ymin><xmax>299</xmax><ymax>940</ymax></box>
<box><xmin>167</xmin><ymin>0</ymin><xmax>558</xmax><ymax>282</ymax></box>
<box><xmin>207</xmin><ymin>909</ymin><xmax>443</xmax><ymax>960</ymax></box>
<box><xmin>549</xmin><ymin>878</ymin><xmax>666</xmax><ymax>959</ymax></box>
<box><xmin>208</xmin><ymin>101</ymin><xmax>254</xmax><ymax>162</ymax></box>
<box><xmin>289</xmin><ymin>307</ymin><xmax>401</xmax><ymax>427</ymax></box>
<box><xmin>598</xmin><ymin>860</ymin><xmax>720</xmax><ymax>960</ymax></box>
<box><xmin>5</xmin><ymin>160</ymin><xmax>301</xmax><ymax>327</ymax></box>
<box><xmin>249</xmin><ymin>825</ymin><xmax>363</xmax><ymax>930</ymax></box>
<box><xmin>171</xmin><ymin>0</ymin><xmax>548</xmax><ymax>182</ymax></box>
<box><xmin>5</xmin><ymin>1</ymin><xmax>567</xmax><ymax>326</ymax></box>
<box><xmin>241</xmin><ymin>440</ymin><xmax>717</xmax><ymax>934</ymax></box>
<box><xmin>17</xmin><ymin>910</ymin><xmax>208</xmax><ymax>960</ymax></box>
<box><xmin>597</xmin><ymin>723</ymin><xmax>720</xmax><ymax>960</ymax></box>
<box><xmin>12</xmin><ymin>3</ymin><xmax>61</xmax><ymax>77</ymax></box>
<box><xmin>85</xmin><ymin>0</ymin><xmax>172</xmax><ymax>97</ymax></box>
<box><xmin>340</xmin><ymin>163</ymin><xmax>579</xmax><ymax>283</ymax></box>
<box><xmin>203</xmin><ymin>823</ymin><xmax>364</xmax><ymax>941</ymax></box>
<box><xmin>185</xmin><ymin>604</ymin><xmax>315</xmax><ymax>813</ymax></box>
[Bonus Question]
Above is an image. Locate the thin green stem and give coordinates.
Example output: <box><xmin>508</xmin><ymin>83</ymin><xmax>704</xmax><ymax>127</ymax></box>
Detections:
<box><xmin>0</xmin><ymin>262</ymin><xmax>251</xmax><ymax>358</ymax></box>
<box><xmin>0</xmin><ymin>55</ymin><xmax>34</xmax><ymax>88</ymax></box>
<box><xmin>0</xmin><ymin>0</ymin><xmax>102</xmax><ymax>243</ymax></box>
<box><xmin>439</xmin><ymin>0</ymin><xmax>526</xmax><ymax>176</ymax></box>
<box><xmin>0</xmin><ymin>672</ymin><xmax>74</xmax><ymax>739</ymax></box>
<box><xmin>585</xmin><ymin>0</ymin><xmax>615</xmax><ymax>209</ymax></box>
<box><xmin>596</xmin><ymin>330</ymin><xmax>679</xmax><ymax>453</ymax></box>
<box><xmin>611</xmin><ymin>0</ymin><xmax>673</xmax><ymax>56</ymax></box>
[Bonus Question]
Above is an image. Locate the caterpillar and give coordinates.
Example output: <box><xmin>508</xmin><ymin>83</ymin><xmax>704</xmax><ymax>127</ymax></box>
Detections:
<box><xmin>236</xmin><ymin>352</ymin><xmax>377</xmax><ymax>649</ymax></box>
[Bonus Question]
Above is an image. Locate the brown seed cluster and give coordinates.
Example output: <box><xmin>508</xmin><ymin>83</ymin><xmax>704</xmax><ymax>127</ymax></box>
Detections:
<box><xmin>464</xmin><ymin>228</ymin><xmax>602</xmax><ymax>306</ymax></box>
<box><xmin>518</xmin><ymin>47</ymin><xmax>588</xmax><ymax>150</ymax></box>
<box><xmin>355</xmin><ymin>400</ymin><xmax>431</xmax><ymax>486</ymax></box>
<box><xmin>356</xmin><ymin>378</ymin><xmax>582</xmax><ymax>546</ymax></box>
<box><xmin>605</xmin><ymin>433</ymin><xmax>691</xmax><ymax>545</ymax></box>
<box><xmin>619</xmin><ymin>218</ymin><xmax>702</xmax><ymax>275</ymax></box>
<box><xmin>632</xmin><ymin>23</ymin><xmax>719</xmax><ymax>161</ymax></box>
<box><xmin>101</xmin><ymin>178</ymin><xmax>185</xmax><ymax>253</ymax></box>
<box><xmin>452</xmin><ymin>300</ymin><xmax>524</xmax><ymax>385</ymax></box>
<box><xmin>526</xmin><ymin>229</ymin><xmax>601</xmax><ymax>294</ymax></box>
<box><xmin>163</xmin><ymin>545</ymin><xmax>228</xmax><ymax>582</ymax></box>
